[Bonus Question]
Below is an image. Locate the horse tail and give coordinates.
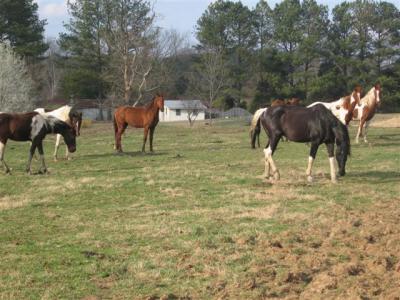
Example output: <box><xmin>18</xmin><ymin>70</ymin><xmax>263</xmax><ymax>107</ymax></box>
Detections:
<box><xmin>250</xmin><ymin>108</ymin><xmax>266</xmax><ymax>148</ymax></box>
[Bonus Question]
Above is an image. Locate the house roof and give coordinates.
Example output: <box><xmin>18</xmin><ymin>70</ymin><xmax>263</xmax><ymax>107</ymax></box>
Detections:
<box><xmin>165</xmin><ymin>100</ymin><xmax>207</xmax><ymax>110</ymax></box>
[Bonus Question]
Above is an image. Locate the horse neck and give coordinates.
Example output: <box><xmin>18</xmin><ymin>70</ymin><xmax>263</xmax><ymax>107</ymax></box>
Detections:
<box><xmin>44</xmin><ymin>116</ymin><xmax>67</xmax><ymax>135</ymax></box>
<box><xmin>361</xmin><ymin>89</ymin><xmax>377</xmax><ymax>107</ymax></box>
<box><xmin>145</xmin><ymin>99</ymin><xmax>159</xmax><ymax>116</ymax></box>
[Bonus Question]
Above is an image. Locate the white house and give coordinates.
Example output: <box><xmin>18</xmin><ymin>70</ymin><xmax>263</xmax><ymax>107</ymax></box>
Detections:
<box><xmin>159</xmin><ymin>100</ymin><xmax>207</xmax><ymax>122</ymax></box>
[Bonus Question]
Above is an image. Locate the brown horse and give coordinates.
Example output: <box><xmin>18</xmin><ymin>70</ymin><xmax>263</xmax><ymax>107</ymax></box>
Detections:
<box><xmin>352</xmin><ymin>84</ymin><xmax>381</xmax><ymax>143</ymax></box>
<box><xmin>113</xmin><ymin>94</ymin><xmax>164</xmax><ymax>153</ymax></box>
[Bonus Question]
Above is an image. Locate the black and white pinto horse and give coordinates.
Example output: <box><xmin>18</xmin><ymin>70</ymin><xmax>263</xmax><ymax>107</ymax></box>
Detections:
<box><xmin>35</xmin><ymin>105</ymin><xmax>82</xmax><ymax>161</ymax></box>
<box><xmin>260</xmin><ymin>104</ymin><xmax>351</xmax><ymax>183</ymax></box>
<box><xmin>0</xmin><ymin>112</ymin><xmax>76</xmax><ymax>174</ymax></box>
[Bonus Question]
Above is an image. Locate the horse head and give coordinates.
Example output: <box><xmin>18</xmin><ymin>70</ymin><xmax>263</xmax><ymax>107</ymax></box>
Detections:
<box><xmin>70</xmin><ymin>111</ymin><xmax>83</xmax><ymax>136</ymax></box>
<box><xmin>333</xmin><ymin>122</ymin><xmax>351</xmax><ymax>176</ymax></box>
<box><xmin>60</xmin><ymin>122</ymin><xmax>77</xmax><ymax>153</ymax></box>
<box><xmin>286</xmin><ymin>98</ymin><xmax>301</xmax><ymax>105</ymax></box>
<box><xmin>271</xmin><ymin>99</ymin><xmax>285</xmax><ymax>107</ymax></box>
<box><xmin>345</xmin><ymin>85</ymin><xmax>362</xmax><ymax>125</ymax></box>
<box><xmin>155</xmin><ymin>94</ymin><xmax>165</xmax><ymax>112</ymax></box>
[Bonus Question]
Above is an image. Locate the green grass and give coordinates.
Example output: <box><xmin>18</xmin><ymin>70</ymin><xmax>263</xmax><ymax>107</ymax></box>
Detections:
<box><xmin>0</xmin><ymin>119</ymin><xmax>399</xmax><ymax>299</ymax></box>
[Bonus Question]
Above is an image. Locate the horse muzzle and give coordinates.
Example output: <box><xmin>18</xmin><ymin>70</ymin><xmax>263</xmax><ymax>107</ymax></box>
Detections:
<box><xmin>68</xmin><ymin>146</ymin><xmax>76</xmax><ymax>153</ymax></box>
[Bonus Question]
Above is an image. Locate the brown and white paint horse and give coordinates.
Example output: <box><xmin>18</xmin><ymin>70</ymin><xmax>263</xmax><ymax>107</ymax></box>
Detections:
<box><xmin>35</xmin><ymin>105</ymin><xmax>82</xmax><ymax>161</ymax></box>
<box><xmin>352</xmin><ymin>84</ymin><xmax>381</xmax><ymax>143</ymax></box>
<box><xmin>307</xmin><ymin>86</ymin><xmax>362</xmax><ymax>125</ymax></box>
<box><xmin>0</xmin><ymin>112</ymin><xmax>76</xmax><ymax>174</ymax></box>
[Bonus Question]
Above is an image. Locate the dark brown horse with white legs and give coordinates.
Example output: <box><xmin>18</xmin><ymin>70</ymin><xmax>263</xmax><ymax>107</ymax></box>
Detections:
<box><xmin>0</xmin><ymin>112</ymin><xmax>76</xmax><ymax>174</ymax></box>
<box><xmin>113</xmin><ymin>94</ymin><xmax>164</xmax><ymax>153</ymax></box>
<box><xmin>260</xmin><ymin>104</ymin><xmax>350</xmax><ymax>183</ymax></box>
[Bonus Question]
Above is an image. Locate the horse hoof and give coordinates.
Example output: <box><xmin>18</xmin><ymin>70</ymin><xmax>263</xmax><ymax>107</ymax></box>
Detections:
<box><xmin>307</xmin><ymin>176</ymin><xmax>313</xmax><ymax>183</ymax></box>
<box><xmin>331</xmin><ymin>178</ymin><xmax>338</xmax><ymax>184</ymax></box>
<box><xmin>273</xmin><ymin>171</ymin><xmax>280</xmax><ymax>180</ymax></box>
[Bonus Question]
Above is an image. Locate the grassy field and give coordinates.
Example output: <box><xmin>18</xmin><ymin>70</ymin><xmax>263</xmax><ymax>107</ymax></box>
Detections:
<box><xmin>0</xmin><ymin>118</ymin><xmax>399</xmax><ymax>299</ymax></box>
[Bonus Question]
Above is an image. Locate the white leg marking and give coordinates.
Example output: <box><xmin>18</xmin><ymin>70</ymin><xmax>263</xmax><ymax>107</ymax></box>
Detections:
<box><xmin>306</xmin><ymin>156</ymin><xmax>314</xmax><ymax>182</ymax></box>
<box><xmin>264</xmin><ymin>147</ymin><xmax>279</xmax><ymax>180</ymax></box>
<box><xmin>0</xmin><ymin>142</ymin><xmax>10</xmax><ymax>173</ymax></box>
<box><xmin>54</xmin><ymin>134</ymin><xmax>61</xmax><ymax>161</ymax></box>
<box><xmin>355</xmin><ymin>124</ymin><xmax>362</xmax><ymax>144</ymax></box>
<box><xmin>264</xmin><ymin>149</ymin><xmax>270</xmax><ymax>178</ymax></box>
<box><xmin>329</xmin><ymin>157</ymin><xmax>337</xmax><ymax>183</ymax></box>
<box><xmin>364</xmin><ymin>121</ymin><xmax>370</xmax><ymax>143</ymax></box>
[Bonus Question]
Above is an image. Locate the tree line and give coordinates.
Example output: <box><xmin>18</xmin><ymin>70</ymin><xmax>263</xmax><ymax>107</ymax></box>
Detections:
<box><xmin>0</xmin><ymin>0</ymin><xmax>399</xmax><ymax>113</ymax></box>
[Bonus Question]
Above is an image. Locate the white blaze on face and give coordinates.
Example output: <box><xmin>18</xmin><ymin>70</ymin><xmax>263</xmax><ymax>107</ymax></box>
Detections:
<box><xmin>376</xmin><ymin>89</ymin><xmax>381</xmax><ymax>103</ymax></box>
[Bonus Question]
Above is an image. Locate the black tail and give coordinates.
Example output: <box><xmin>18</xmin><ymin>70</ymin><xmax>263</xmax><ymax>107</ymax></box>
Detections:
<box><xmin>250</xmin><ymin>118</ymin><xmax>261</xmax><ymax>148</ymax></box>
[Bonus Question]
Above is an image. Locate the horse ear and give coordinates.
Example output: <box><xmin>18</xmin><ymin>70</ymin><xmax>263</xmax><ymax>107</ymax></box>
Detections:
<box><xmin>374</xmin><ymin>83</ymin><xmax>381</xmax><ymax>90</ymax></box>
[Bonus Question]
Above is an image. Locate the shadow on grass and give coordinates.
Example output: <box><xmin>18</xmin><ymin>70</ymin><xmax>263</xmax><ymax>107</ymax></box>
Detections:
<box><xmin>347</xmin><ymin>171</ymin><xmax>400</xmax><ymax>183</ymax></box>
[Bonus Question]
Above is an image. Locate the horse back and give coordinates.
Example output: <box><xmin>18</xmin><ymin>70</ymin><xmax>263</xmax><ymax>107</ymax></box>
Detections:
<box><xmin>114</xmin><ymin>106</ymin><xmax>146</xmax><ymax>128</ymax></box>
<box><xmin>0</xmin><ymin>112</ymin><xmax>38</xmax><ymax>141</ymax></box>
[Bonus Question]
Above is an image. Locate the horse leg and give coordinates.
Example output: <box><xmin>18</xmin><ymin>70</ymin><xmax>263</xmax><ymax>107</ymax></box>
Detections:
<box><xmin>326</xmin><ymin>143</ymin><xmax>337</xmax><ymax>183</ymax></box>
<box><xmin>142</xmin><ymin>127</ymin><xmax>149</xmax><ymax>153</ymax></box>
<box><xmin>263</xmin><ymin>141</ymin><xmax>271</xmax><ymax>178</ymax></box>
<box><xmin>26</xmin><ymin>142</ymin><xmax>37</xmax><ymax>174</ymax></box>
<box><xmin>264</xmin><ymin>136</ymin><xmax>280</xmax><ymax>180</ymax></box>
<box><xmin>37</xmin><ymin>141</ymin><xmax>48</xmax><ymax>174</ymax></box>
<box><xmin>355</xmin><ymin>120</ymin><xmax>364</xmax><ymax>144</ymax></box>
<box><xmin>363</xmin><ymin>120</ymin><xmax>371</xmax><ymax>143</ymax></box>
<box><xmin>116</xmin><ymin>123</ymin><xmax>127</xmax><ymax>153</ymax></box>
<box><xmin>54</xmin><ymin>134</ymin><xmax>61</xmax><ymax>161</ymax></box>
<box><xmin>149</xmin><ymin>127</ymin><xmax>155</xmax><ymax>152</ymax></box>
<box><xmin>0</xmin><ymin>140</ymin><xmax>10</xmax><ymax>174</ymax></box>
<box><xmin>306</xmin><ymin>143</ymin><xmax>319</xmax><ymax>183</ymax></box>
<box><xmin>257</xmin><ymin>131</ymin><xmax>260</xmax><ymax>148</ymax></box>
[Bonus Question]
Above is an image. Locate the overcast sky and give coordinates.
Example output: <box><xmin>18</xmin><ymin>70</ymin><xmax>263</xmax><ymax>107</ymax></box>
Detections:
<box><xmin>36</xmin><ymin>0</ymin><xmax>400</xmax><ymax>43</ymax></box>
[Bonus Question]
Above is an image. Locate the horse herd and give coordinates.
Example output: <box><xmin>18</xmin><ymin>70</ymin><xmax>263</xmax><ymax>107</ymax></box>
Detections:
<box><xmin>0</xmin><ymin>85</ymin><xmax>381</xmax><ymax>183</ymax></box>
<box><xmin>250</xmin><ymin>84</ymin><xmax>381</xmax><ymax>183</ymax></box>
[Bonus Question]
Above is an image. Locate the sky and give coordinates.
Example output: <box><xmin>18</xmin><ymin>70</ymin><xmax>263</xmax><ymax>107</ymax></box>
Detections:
<box><xmin>36</xmin><ymin>0</ymin><xmax>400</xmax><ymax>43</ymax></box>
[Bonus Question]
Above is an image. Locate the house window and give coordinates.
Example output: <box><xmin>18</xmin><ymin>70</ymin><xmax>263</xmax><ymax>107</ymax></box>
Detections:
<box><xmin>176</xmin><ymin>109</ymin><xmax>181</xmax><ymax>116</ymax></box>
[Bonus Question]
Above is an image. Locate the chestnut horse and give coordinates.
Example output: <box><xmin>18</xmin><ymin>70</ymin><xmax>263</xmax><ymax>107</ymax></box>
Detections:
<box><xmin>114</xmin><ymin>94</ymin><xmax>164</xmax><ymax>153</ymax></box>
<box><xmin>353</xmin><ymin>84</ymin><xmax>381</xmax><ymax>143</ymax></box>
<box><xmin>0</xmin><ymin>112</ymin><xmax>76</xmax><ymax>174</ymax></box>
<box><xmin>250</xmin><ymin>98</ymin><xmax>301</xmax><ymax>148</ymax></box>
<box><xmin>307</xmin><ymin>86</ymin><xmax>362</xmax><ymax>125</ymax></box>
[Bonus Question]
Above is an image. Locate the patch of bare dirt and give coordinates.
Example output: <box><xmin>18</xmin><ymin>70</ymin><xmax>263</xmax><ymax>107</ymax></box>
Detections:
<box><xmin>220</xmin><ymin>199</ymin><xmax>400</xmax><ymax>299</ymax></box>
<box><xmin>369</xmin><ymin>113</ymin><xmax>400</xmax><ymax>128</ymax></box>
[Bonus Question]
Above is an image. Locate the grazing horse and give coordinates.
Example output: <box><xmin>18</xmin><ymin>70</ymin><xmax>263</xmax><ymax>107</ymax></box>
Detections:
<box><xmin>307</xmin><ymin>86</ymin><xmax>362</xmax><ymax>125</ymax></box>
<box><xmin>260</xmin><ymin>105</ymin><xmax>350</xmax><ymax>183</ymax></box>
<box><xmin>35</xmin><ymin>105</ymin><xmax>82</xmax><ymax>160</ymax></box>
<box><xmin>250</xmin><ymin>98</ymin><xmax>301</xmax><ymax>148</ymax></box>
<box><xmin>353</xmin><ymin>84</ymin><xmax>381</xmax><ymax>143</ymax></box>
<box><xmin>0</xmin><ymin>112</ymin><xmax>76</xmax><ymax>174</ymax></box>
<box><xmin>114</xmin><ymin>94</ymin><xmax>164</xmax><ymax>153</ymax></box>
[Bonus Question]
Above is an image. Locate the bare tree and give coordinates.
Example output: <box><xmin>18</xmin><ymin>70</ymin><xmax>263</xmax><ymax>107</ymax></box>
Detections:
<box><xmin>189</xmin><ymin>47</ymin><xmax>227</xmax><ymax>123</ymax></box>
<box><xmin>0</xmin><ymin>43</ymin><xmax>34</xmax><ymax>112</ymax></box>
<box><xmin>43</xmin><ymin>38</ymin><xmax>61</xmax><ymax>99</ymax></box>
<box><xmin>102</xmin><ymin>0</ymin><xmax>160</xmax><ymax>105</ymax></box>
<box><xmin>182</xmin><ymin>100</ymin><xmax>205</xmax><ymax>127</ymax></box>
